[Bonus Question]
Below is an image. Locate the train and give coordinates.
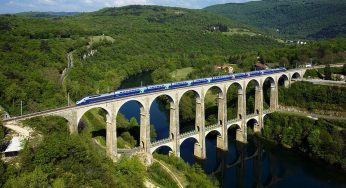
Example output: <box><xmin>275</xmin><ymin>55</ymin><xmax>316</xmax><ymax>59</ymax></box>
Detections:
<box><xmin>76</xmin><ymin>67</ymin><xmax>287</xmax><ymax>106</ymax></box>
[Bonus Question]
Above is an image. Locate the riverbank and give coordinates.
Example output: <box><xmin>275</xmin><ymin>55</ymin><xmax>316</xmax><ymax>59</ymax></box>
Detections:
<box><xmin>262</xmin><ymin>112</ymin><xmax>346</xmax><ymax>171</ymax></box>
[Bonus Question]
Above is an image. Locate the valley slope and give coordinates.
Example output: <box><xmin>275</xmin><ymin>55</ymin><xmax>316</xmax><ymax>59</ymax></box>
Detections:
<box><xmin>204</xmin><ymin>0</ymin><xmax>346</xmax><ymax>39</ymax></box>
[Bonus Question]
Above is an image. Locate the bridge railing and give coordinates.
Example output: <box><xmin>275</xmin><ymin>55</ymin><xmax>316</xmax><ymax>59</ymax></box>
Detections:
<box><xmin>180</xmin><ymin>130</ymin><xmax>198</xmax><ymax>138</ymax></box>
<box><xmin>263</xmin><ymin>109</ymin><xmax>271</xmax><ymax>114</ymax></box>
<box><xmin>151</xmin><ymin>138</ymin><xmax>172</xmax><ymax>147</ymax></box>
<box><xmin>205</xmin><ymin>123</ymin><xmax>221</xmax><ymax>131</ymax></box>
<box><xmin>226</xmin><ymin>118</ymin><xmax>240</xmax><ymax>125</ymax></box>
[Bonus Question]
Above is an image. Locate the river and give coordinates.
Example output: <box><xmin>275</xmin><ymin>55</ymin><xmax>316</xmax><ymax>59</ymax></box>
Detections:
<box><xmin>119</xmin><ymin>73</ymin><xmax>346</xmax><ymax>187</ymax></box>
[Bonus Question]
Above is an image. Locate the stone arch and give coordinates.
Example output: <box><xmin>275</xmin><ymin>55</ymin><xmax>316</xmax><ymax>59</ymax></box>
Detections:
<box><xmin>278</xmin><ymin>74</ymin><xmax>289</xmax><ymax>88</ymax></box>
<box><xmin>227</xmin><ymin>124</ymin><xmax>241</xmax><ymax>140</ymax></box>
<box><xmin>77</xmin><ymin>106</ymin><xmax>112</xmax><ymax>134</ymax></box>
<box><xmin>291</xmin><ymin>72</ymin><xmax>301</xmax><ymax>80</ymax></box>
<box><xmin>204</xmin><ymin>86</ymin><xmax>224</xmax><ymax>127</ymax></box>
<box><xmin>203</xmin><ymin>85</ymin><xmax>223</xmax><ymax>98</ymax></box>
<box><xmin>179</xmin><ymin>89</ymin><xmax>201</xmax><ymax>101</ymax></box>
<box><xmin>205</xmin><ymin>129</ymin><xmax>222</xmax><ymax>138</ymax></box>
<box><xmin>245</xmin><ymin>79</ymin><xmax>261</xmax><ymax>115</ymax></box>
<box><xmin>151</xmin><ymin>145</ymin><xmax>173</xmax><ymax>155</ymax></box>
<box><xmin>179</xmin><ymin>89</ymin><xmax>201</xmax><ymax>134</ymax></box>
<box><xmin>262</xmin><ymin>76</ymin><xmax>276</xmax><ymax>111</ymax></box>
<box><xmin>246</xmin><ymin>118</ymin><xmax>259</xmax><ymax>135</ymax></box>
<box><xmin>180</xmin><ymin>137</ymin><xmax>199</xmax><ymax>164</ymax></box>
<box><xmin>226</xmin><ymin>82</ymin><xmax>243</xmax><ymax>120</ymax></box>
<box><xmin>77</xmin><ymin>105</ymin><xmax>112</xmax><ymax>128</ymax></box>
<box><xmin>149</xmin><ymin>94</ymin><xmax>175</xmax><ymax>142</ymax></box>
<box><xmin>116</xmin><ymin>99</ymin><xmax>146</xmax><ymax>149</ymax></box>
<box><xmin>245</xmin><ymin>79</ymin><xmax>260</xmax><ymax>91</ymax></box>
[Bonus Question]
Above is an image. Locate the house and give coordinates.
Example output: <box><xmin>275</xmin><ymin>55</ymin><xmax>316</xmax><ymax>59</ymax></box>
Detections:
<box><xmin>4</xmin><ymin>137</ymin><xmax>25</xmax><ymax>157</ymax></box>
<box><xmin>255</xmin><ymin>63</ymin><xmax>268</xmax><ymax>70</ymax></box>
<box><xmin>214</xmin><ymin>64</ymin><xmax>234</xmax><ymax>74</ymax></box>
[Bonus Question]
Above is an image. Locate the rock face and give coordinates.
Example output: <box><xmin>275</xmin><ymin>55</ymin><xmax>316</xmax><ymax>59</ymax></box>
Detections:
<box><xmin>135</xmin><ymin>151</ymin><xmax>153</xmax><ymax>166</ymax></box>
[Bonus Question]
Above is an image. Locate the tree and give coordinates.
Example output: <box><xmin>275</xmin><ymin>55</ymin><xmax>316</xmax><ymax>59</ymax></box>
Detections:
<box><xmin>324</xmin><ymin>64</ymin><xmax>332</xmax><ymax>80</ymax></box>
<box><xmin>343</xmin><ymin>63</ymin><xmax>346</xmax><ymax>75</ymax></box>
<box><xmin>129</xmin><ymin>117</ymin><xmax>139</xmax><ymax>128</ymax></box>
<box><xmin>39</xmin><ymin>40</ymin><xmax>51</xmax><ymax>53</ymax></box>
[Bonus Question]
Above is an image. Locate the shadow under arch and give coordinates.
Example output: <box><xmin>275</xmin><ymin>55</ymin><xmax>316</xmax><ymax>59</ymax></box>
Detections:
<box><xmin>278</xmin><ymin>74</ymin><xmax>289</xmax><ymax>88</ymax></box>
<box><xmin>263</xmin><ymin>76</ymin><xmax>276</xmax><ymax>110</ymax></box>
<box><xmin>179</xmin><ymin>89</ymin><xmax>201</xmax><ymax>134</ymax></box>
<box><xmin>291</xmin><ymin>72</ymin><xmax>301</xmax><ymax>80</ymax></box>
<box><xmin>205</xmin><ymin>86</ymin><xmax>224</xmax><ymax>127</ymax></box>
<box><xmin>152</xmin><ymin>145</ymin><xmax>173</xmax><ymax>155</ymax></box>
<box><xmin>116</xmin><ymin>100</ymin><xmax>145</xmax><ymax>149</ymax></box>
<box><xmin>226</xmin><ymin>82</ymin><xmax>243</xmax><ymax>120</ymax></box>
<box><xmin>77</xmin><ymin>107</ymin><xmax>110</xmax><ymax>134</ymax></box>
<box><xmin>179</xmin><ymin>137</ymin><xmax>199</xmax><ymax>165</ymax></box>
<box><xmin>149</xmin><ymin>94</ymin><xmax>175</xmax><ymax>142</ymax></box>
<box><xmin>245</xmin><ymin>79</ymin><xmax>260</xmax><ymax>115</ymax></box>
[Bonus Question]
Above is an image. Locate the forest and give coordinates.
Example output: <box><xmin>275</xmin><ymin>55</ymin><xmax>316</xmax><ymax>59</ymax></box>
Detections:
<box><xmin>1</xmin><ymin>6</ymin><xmax>346</xmax><ymax>117</ymax></box>
<box><xmin>279</xmin><ymin>81</ymin><xmax>346</xmax><ymax>112</ymax></box>
<box><xmin>205</xmin><ymin>0</ymin><xmax>346</xmax><ymax>39</ymax></box>
<box><xmin>263</xmin><ymin>112</ymin><xmax>346</xmax><ymax>170</ymax></box>
<box><xmin>0</xmin><ymin>116</ymin><xmax>215</xmax><ymax>187</ymax></box>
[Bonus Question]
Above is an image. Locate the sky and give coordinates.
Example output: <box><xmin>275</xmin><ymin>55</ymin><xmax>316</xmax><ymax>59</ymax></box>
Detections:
<box><xmin>0</xmin><ymin>0</ymin><xmax>255</xmax><ymax>13</ymax></box>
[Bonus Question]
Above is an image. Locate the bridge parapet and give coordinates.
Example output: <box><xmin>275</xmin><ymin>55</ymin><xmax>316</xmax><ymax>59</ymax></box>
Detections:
<box><xmin>180</xmin><ymin>130</ymin><xmax>198</xmax><ymax>139</ymax></box>
<box><xmin>226</xmin><ymin>118</ymin><xmax>240</xmax><ymax>125</ymax></box>
<box><xmin>205</xmin><ymin>123</ymin><xmax>221</xmax><ymax>131</ymax></box>
<box><xmin>151</xmin><ymin>138</ymin><xmax>172</xmax><ymax>147</ymax></box>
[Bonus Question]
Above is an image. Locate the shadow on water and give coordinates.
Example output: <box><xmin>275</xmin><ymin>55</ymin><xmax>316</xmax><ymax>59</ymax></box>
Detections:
<box><xmin>189</xmin><ymin>137</ymin><xmax>346</xmax><ymax>188</ymax></box>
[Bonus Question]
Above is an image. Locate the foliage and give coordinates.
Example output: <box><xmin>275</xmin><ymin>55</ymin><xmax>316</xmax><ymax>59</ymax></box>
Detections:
<box><xmin>324</xmin><ymin>64</ymin><xmax>332</xmax><ymax>80</ymax></box>
<box><xmin>148</xmin><ymin>162</ymin><xmax>179</xmax><ymax>188</ymax></box>
<box><xmin>279</xmin><ymin>81</ymin><xmax>346</xmax><ymax>112</ymax></box>
<box><xmin>154</xmin><ymin>154</ymin><xmax>218</xmax><ymax>187</ymax></box>
<box><xmin>205</xmin><ymin>0</ymin><xmax>346</xmax><ymax>39</ymax></box>
<box><xmin>1</xmin><ymin>116</ymin><xmax>146</xmax><ymax>187</ymax></box>
<box><xmin>263</xmin><ymin>112</ymin><xmax>346</xmax><ymax>170</ymax></box>
<box><xmin>0</xmin><ymin>6</ymin><xmax>283</xmax><ymax>116</ymax></box>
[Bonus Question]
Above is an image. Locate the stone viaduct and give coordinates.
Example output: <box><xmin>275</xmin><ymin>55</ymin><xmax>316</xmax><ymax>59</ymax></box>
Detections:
<box><xmin>2</xmin><ymin>69</ymin><xmax>306</xmax><ymax>161</ymax></box>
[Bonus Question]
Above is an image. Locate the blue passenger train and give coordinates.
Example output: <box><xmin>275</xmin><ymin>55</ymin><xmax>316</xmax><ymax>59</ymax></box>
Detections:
<box><xmin>76</xmin><ymin>68</ymin><xmax>287</xmax><ymax>105</ymax></box>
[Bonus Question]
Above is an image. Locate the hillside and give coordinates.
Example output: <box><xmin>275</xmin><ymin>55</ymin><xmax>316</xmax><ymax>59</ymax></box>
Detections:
<box><xmin>204</xmin><ymin>0</ymin><xmax>346</xmax><ymax>39</ymax></box>
<box><xmin>0</xmin><ymin>5</ymin><xmax>282</xmax><ymax>115</ymax></box>
<box><xmin>14</xmin><ymin>11</ymin><xmax>80</xmax><ymax>17</ymax></box>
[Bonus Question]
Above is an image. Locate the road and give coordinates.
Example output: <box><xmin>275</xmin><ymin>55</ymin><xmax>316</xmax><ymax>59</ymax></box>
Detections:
<box><xmin>302</xmin><ymin>78</ymin><xmax>346</xmax><ymax>87</ymax></box>
<box><xmin>277</xmin><ymin>109</ymin><xmax>346</xmax><ymax>121</ymax></box>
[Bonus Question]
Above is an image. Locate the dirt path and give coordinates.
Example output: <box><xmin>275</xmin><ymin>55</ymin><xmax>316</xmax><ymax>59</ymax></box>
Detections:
<box><xmin>3</xmin><ymin>121</ymin><xmax>33</xmax><ymax>138</ymax></box>
<box><xmin>153</xmin><ymin>159</ymin><xmax>184</xmax><ymax>188</ymax></box>
<box><xmin>60</xmin><ymin>51</ymin><xmax>74</xmax><ymax>84</ymax></box>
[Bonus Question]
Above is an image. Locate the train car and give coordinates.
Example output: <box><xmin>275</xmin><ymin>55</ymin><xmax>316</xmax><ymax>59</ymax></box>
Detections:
<box><xmin>211</xmin><ymin>75</ymin><xmax>232</xmax><ymax>82</ymax></box>
<box><xmin>76</xmin><ymin>68</ymin><xmax>287</xmax><ymax>106</ymax></box>
<box><xmin>234</xmin><ymin>73</ymin><xmax>247</xmax><ymax>79</ymax></box>
<box><xmin>76</xmin><ymin>93</ymin><xmax>115</xmax><ymax>105</ymax></box>
<box><xmin>169</xmin><ymin>81</ymin><xmax>189</xmax><ymax>89</ymax></box>
<box><xmin>115</xmin><ymin>89</ymin><xmax>141</xmax><ymax>97</ymax></box>
<box><xmin>191</xmin><ymin>78</ymin><xmax>209</xmax><ymax>85</ymax></box>
<box><xmin>144</xmin><ymin>84</ymin><xmax>167</xmax><ymax>93</ymax></box>
<box><xmin>248</xmin><ymin>71</ymin><xmax>263</xmax><ymax>76</ymax></box>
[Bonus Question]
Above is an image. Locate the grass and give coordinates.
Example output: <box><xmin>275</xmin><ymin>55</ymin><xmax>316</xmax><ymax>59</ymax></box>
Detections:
<box><xmin>147</xmin><ymin>162</ymin><xmax>179</xmax><ymax>188</ymax></box>
<box><xmin>222</xmin><ymin>28</ymin><xmax>258</xmax><ymax>37</ymax></box>
<box><xmin>89</xmin><ymin>35</ymin><xmax>115</xmax><ymax>46</ymax></box>
<box><xmin>171</xmin><ymin>67</ymin><xmax>195</xmax><ymax>81</ymax></box>
<box><xmin>81</xmin><ymin>108</ymin><xmax>107</xmax><ymax>146</ymax></box>
<box><xmin>156</xmin><ymin>160</ymin><xmax>188</xmax><ymax>187</ymax></box>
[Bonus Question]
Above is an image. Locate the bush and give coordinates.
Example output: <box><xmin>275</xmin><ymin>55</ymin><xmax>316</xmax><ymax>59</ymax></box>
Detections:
<box><xmin>148</xmin><ymin>162</ymin><xmax>178</xmax><ymax>188</ymax></box>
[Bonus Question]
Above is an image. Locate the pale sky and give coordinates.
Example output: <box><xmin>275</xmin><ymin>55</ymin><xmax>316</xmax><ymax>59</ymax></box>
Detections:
<box><xmin>0</xmin><ymin>0</ymin><xmax>256</xmax><ymax>13</ymax></box>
